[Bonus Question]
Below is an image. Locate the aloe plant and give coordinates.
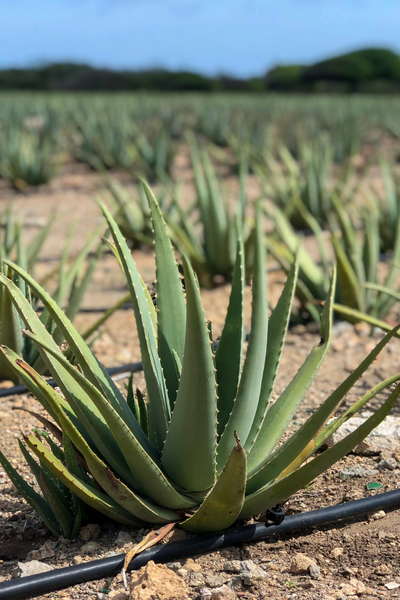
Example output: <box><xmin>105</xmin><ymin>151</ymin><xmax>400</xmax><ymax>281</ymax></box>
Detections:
<box><xmin>0</xmin><ymin>125</ymin><xmax>58</xmax><ymax>188</ymax></box>
<box><xmin>267</xmin><ymin>196</ymin><xmax>400</xmax><ymax>327</ymax></box>
<box><xmin>0</xmin><ymin>184</ymin><xmax>399</xmax><ymax>535</ymax></box>
<box><xmin>165</xmin><ymin>134</ymin><xmax>254</xmax><ymax>286</ymax></box>
<box><xmin>259</xmin><ymin>136</ymin><xmax>360</xmax><ymax>230</ymax></box>
<box><xmin>0</xmin><ymin>217</ymin><xmax>107</xmax><ymax>382</ymax></box>
<box><xmin>0</xmin><ymin>428</ymin><xmax>94</xmax><ymax>538</ymax></box>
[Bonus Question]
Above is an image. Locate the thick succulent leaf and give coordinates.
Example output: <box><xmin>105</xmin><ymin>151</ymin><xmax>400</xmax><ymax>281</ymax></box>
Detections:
<box><xmin>4</xmin><ymin>330</ymin><xmax>141</xmax><ymax>491</ymax></box>
<box><xmin>217</xmin><ymin>204</ymin><xmax>268</xmax><ymax>471</ymax></box>
<box><xmin>0</xmin><ymin>283</ymin><xmax>24</xmax><ymax>382</ymax></box>
<box><xmin>333</xmin><ymin>303</ymin><xmax>400</xmax><ymax>335</ymax></box>
<box><xmin>144</xmin><ymin>182</ymin><xmax>186</xmax><ymax>408</ymax></box>
<box><xmin>331</xmin><ymin>234</ymin><xmax>364</xmax><ymax>311</ymax></box>
<box><xmin>25</xmin><ymin>434</ymin><xmax>142</xmax><ymax>526</ymax></box>
<box><xmin>39</xmin><ymin>472</ymin><xmax>75</xmax><ymax>539</ymax></box>
<box><xmin>0</xmin><ymin>447</ymin><xmax>61</xmax><ymax>536</ymax></box>
<box><xmin>0</xmin><ymin>268</ymin><xmax>154</xmax><ymax>461</ymax></box>
<box><xmin>64</xmin><ymin>237</ymin><xmax>106</xmax><ymax>324</ymax></box>
<box><xmin>25</xmin><ymin>332</ymin><xmax>195</xmax><ymax>510</ymax></box>
<box><xmin>15</xmin><ymin>357</ymin><xmax>187</xmax><ymax>522</ymax></box>
<box><xmin>162</xmin><ymin>255</ymin><xmax>217</xmax><ymax>492</ymax></box>
<box><xmin>26</xmin><ymin>212</ymin><xmax>57</xmax><ymax>272</ymax></box>
<box><xmin>216</xmin><ymin>239</ymin><xmax>245</xmax><ymax>438</ymax></box>
<box><xmin>99</xmin><ymin>203</ymin><xmax>170</xmax><ymax>450</ymax></box>
<box><xmin>240</xmin><ymin>382</ymin><xmax>400</xmax><ymax>519</ymax></box>
<box><xmin>181</xmin><ymin>434</ymin><xmax>247</xmax><ymax>533</ymax></box>
<box><xmin>246</xmin><ymin>324</ymin><xmax>400</xmax><ymax>493</ymax></box>
<box><xmin>362</xmin><ymin>214</ymin><xmax>379</xmax><ymax>309</ymax></box>
<box><xmin>247</xmin><ymin>266</ymin><xmax>336</xmax><ymax>474</ymax></box>
<box><xmin>246</xmin><ymin>261</ymin><xmax>298</xmax><ymax>453</ymax></box>
<box><xmin>1</xmin><ymin>265</ymin><xmax>126</xmax><ymax>405</ymax></box>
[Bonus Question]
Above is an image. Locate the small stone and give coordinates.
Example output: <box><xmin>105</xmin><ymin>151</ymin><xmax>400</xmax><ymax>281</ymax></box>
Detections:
<box><xmin>80</xmin><ymin>541</ymin><xmax>101</xmax><ymax>555</ymax></box>
<box><xmin>289</xmin><ymin>553</ymin><xmax>317</xmax><ymax>574</ymax></box>
<box><xmin>222</xmin><ymin>560</ymin><xmax>241</xmax><ymax>573</ymax></box>
<box><xmin>177</xmin><ymin>568</ymin><xmax>188</xmax><ymax>577</ymax></box>
<box><xmin>331</xmin><ymin>547</ymin><xmax>344</xmax><ymax>558</ymax></box>
<box><xmin>340</xmin><ymin>583</ymin><xmax>357</xmax><ymax>595</ymax></box>
<box><xmin>79</xmin><ymin>523</ymin><xmax>101</xmax><ymax>541</ymax></box>
<box><xmin>205</xmin><ymin>574</ymin><xmax>228</xmax><ymax>587</ymax></box>
<box><xmin>129</xmin><ymin>561</ymin><xmax>190</xmax><ymax>599</ymax></box>
<box><xmin>74</xmin><ymin>556</ymin><xmax>83</xmax><ymax>564</ymax></box>
<box><xmin>378</xmin><ymin>457</ymin><xmax>397</xmax><ymax>471</ymax></box>
<box><xmin>187</xmin><ymin>572</ymin><xmax>205</xmax><ymax>587</ymax></box>
<box><xmin>108</xmin><ymin>592</ymin><xmax>130</xmax><ymax>600</ymax></box>
<box><xmin>183</xmin><ymin>558</ymin><xmax>202</xmax><ymax>572</ymax></box>
<box><xmin>166</xmin><ymin>562</ymin><xmax>182</xmax><ymax>570</ymax></box>
<box><xmin>339</xmin><ymin>466</ymin><xmax>379</xmax><ymax>480</ymax></box>
<box><xmin>385</xmin><ymin>581</ymin><xmax>400</xmax><ymax>590</ymax></box>
<box><xmin>115</xmin><ymin>531</ymin><xmax>134</xmax><ymax>547</ymax></box>
<box><xmin>210</xmin><ymin>584</ymin><xmax>237</xmax><ymax>599</ymax></box>
<box><xmin>375</xmin><ymin>563</ymin><xmax>392</xmax><ymax>575</ymax></box>
<box><xmin>240</xmin><ymin>559</ymin><xmax>268</xmax><ymax>585</ymax></box>
<box><xmin>369</xmin><ymin>510</ymin><xmax>386</xmax><ymax>521</ymax></box>
<box><xmin>27</xmin><ymin>540</ymin><xmax>56</xmax><ymax>560</ymax></box>
<box><xmin>308</xmin><ymin>564</ymin><xmax>321</xmax><ymax>580</ymax></box>
<box><xmin>12</xmin><ymin>560</ymin><xmax>54</xmax><ymax>578</ymax></box>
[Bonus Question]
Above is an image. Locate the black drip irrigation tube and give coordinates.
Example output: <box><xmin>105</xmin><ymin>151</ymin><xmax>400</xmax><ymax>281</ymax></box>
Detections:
<box><xmin>1</xmin><ymin>489</ymin><xmax>400</xmax><ymax>600</ymax></box>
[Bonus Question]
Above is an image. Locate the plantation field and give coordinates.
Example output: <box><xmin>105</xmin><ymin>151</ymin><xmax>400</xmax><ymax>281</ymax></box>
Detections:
<box><xmin>1</xmin><ymin>93</ymin><xmax>400</xmax><ymax>599</ymax></box>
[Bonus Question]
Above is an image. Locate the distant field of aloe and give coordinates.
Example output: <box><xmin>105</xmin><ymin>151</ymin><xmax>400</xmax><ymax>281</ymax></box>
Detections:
<box><xmin>1</xmin><ymin>91</ymin><xmax>400</xmax><ymax>189</ymax></box>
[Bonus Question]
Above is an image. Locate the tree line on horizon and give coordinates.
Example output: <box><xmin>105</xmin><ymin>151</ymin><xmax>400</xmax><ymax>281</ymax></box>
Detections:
<box><xmin>2</xmin><ymin>48</ymin><xmax>400</xmax><ymax>93</ymax></box>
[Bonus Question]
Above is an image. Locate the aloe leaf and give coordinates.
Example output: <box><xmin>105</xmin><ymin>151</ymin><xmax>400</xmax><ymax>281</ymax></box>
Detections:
<box><xmin>0</xmin><ymin>266</ymin><xmax>137</xmax><ymax>425</ymax></box>
<box><xmin>0</xmin><ymin>281</ymin><xmax>24</xmax><ymax>382</ymax></box>
<box><xmin>216</xmin><ymin>238</ymin><xmax>245</xmax><ymax>438</ymax></box>
<box><xmin>246</xmin><ymin>324</ymin><xmax>400</xmax><ymax>493</ymax></box>
<box><xmin>246</xmin><ymin>260</ymin><xmax>298</xmax><ymax>453</ymax></box>
<box><xmin>135</xmin><ymin>388</ymin><xmax>148</xmax><ymax>437</ymax></box>
<box><xmin>217</xmin><ymin>203</ymin><xmax>268</xmax><ymax>471</ymax></box>
<box><xmin>99</xmin><ymin>203</ymin><xmax>170</xmax><ymax>450</ymax></box>
<box><xmin>0</xmin><ymin>447</ymin><xmax>61</xmax><ymax>536</ymax></box>
<box><xmin>26</xmin><ymin>211</ymin><xmax>57</xmax><ymax>272</ymax></box>
<box><xmin>143</xmin><ymin>181</ymin><xmax>186</xmax><ymax>408</ymax></box>
<box><xmin>331</xmin><ymin>234</ymin><xmax>364</xmax><ymax>311</ymax></box>
<box><xmin>162</xmin><ymin>255</ymin><xmax>217</xmax><ymax>492</ymax></box>
<box><xmin>181</xmin><ymin>433</ymin><xmax>247</xmax><ymax>533</ymax></box>
<box><xmin>16</xmin><ymin>357</ymin><xmax>188</xmax><ymax>522</ymax></box>
<box><xmin>25</xmin><ymin>434</ymin><xmax>142</xmax><ymax>526</ymax></box>
<box><xmin>240</xmin><ymin>382</ymin><xmax>400</xmax><ymax>519</ymax></box>
<box><xmin>247</xmin><ymin>266</ymin><xmax>336</xmax><ymax>474</ymax></box>
<box><xmin>333</xmin><ymin>303</ymin><xmax>400</xmax><ymax>334</ymax></box>
<box><xmin>24</xmin><ymin>330</ymin><xmax>195</xmax><ymax>510</ymax></box>
<box><xmin>39</xmin><ymin>472</ymin><xmax>74</xmax><ymax>539</ymax></box>
<box><xmin>2</xmin><ymin>264</ymin><xmax>156</xmax><ymax>461</ymax></box>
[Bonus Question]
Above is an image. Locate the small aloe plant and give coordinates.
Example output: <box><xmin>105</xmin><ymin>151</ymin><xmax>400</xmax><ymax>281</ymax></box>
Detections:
<box><xmin>0</xmin><ymin>184</ymin><xmax>399</xmax><ymax>535</ymax></box>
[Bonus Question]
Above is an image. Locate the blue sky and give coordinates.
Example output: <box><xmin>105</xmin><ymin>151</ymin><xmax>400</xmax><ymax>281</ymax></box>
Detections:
<box><xmin>1</xmin><ymin>0</ymin><xmax>399</xmax><ymax>76</ymax></box>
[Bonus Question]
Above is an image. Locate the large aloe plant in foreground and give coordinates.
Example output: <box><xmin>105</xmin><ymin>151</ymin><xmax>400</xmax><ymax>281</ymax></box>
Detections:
<box><xmin>0</xmin><ymin>184</ymin><xmax>400</xmax><ymax>535</ymax></box>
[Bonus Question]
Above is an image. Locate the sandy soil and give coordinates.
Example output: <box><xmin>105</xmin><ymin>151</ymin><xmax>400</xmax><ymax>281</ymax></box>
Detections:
<box><xmin>0</xmin><ymin>158</ymin><xmax>400</xmax><ymax>600</ymax></box>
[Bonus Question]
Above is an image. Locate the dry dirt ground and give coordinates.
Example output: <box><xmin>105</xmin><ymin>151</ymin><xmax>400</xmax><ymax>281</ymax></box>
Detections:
<box><xmin>0</xmin><ymin>159</ymin><xmax>400</xmax><ymax>599</ymax></box>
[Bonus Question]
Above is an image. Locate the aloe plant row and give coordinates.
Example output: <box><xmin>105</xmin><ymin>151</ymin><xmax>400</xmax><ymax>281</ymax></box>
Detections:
<box><xmin>0</xmin><ymin>183</ymin><xmax>399</xmax><ymax>537</ymax></box>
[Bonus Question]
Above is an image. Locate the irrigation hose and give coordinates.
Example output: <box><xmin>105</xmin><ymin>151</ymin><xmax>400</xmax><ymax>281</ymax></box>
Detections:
<box><xmin>1</xmin><ymin>488</ymin><xmax>399</xmax><ymax>600</ymax></box>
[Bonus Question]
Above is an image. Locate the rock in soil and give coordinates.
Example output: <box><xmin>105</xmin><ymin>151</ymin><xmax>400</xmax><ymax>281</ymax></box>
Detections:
<box><xmin>12</xmin><ymin>560</ymin><xmax>54</xmax><ymax>578</ymax></box>
<box><xmin>129</xmin><ymin>560</ymin><xmax>191</xmax><ymax>600</ymax></box>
